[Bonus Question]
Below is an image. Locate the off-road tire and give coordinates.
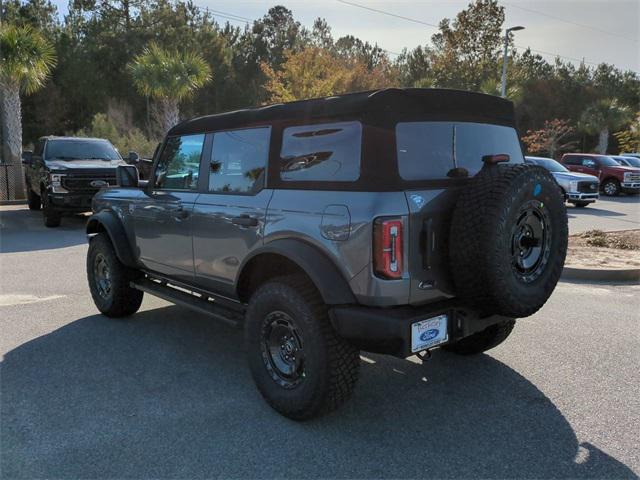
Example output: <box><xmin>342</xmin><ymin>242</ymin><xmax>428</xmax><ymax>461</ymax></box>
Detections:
<box><xmin>571</xmin><ymin>201</ymin><xmax>590</xmax><ymax>208</ymax></box>
<box><xmin>602</xmin><ymin>178</ymin><xmax>621</xmax><ymax>196</ymax></box>
<box><xmin>87</xmin><ymin>233</ymin><xmax>143</xmax><ymax>317</ymax></box>
<box><xmin>449</xmin><ymin>164</ymin><xmax>568</xmax><ymax>318</ymax></box>
<box><xmin>245</xmin><ymin>274</ymin><xmax>360</xmax><ymax>420</ymax></box>
<box><xmin>444</xmin><ymin>320</ymin><xmax>515</xmax><ymax>355</ymax></box>
<box><xmin>41</xmin><ymin>191</ymin><xmax>61</xmax><ymax>227</ymax></box>
<box><xmin>27</xmin><ymin>186</ymin><xmax>41</xmax><ymax>210</ymax></box>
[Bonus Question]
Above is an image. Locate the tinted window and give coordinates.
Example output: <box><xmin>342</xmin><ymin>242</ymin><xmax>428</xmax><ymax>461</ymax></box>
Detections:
<box><xmin>280</xmin><ymin>121</ymin><xmax>361</xmax><ymax>182</ymax></box>
<box><xmin>44</xmin><ymin>139</ymin><xmax>121</xmax><ymax>161</ymax></box>
<box><xmin>455</xmin><ymin>123</ymin><xmax>524</xmax><ymax>175</ymax></box>
<box><xmin>155</xmin><ymin>134</ymin><xmax>204</xmax><ymax>190</ymax></box>
<box><xmin>525</xmin><ymin>158</ymin><xmax>568</xmax><ymax>172</ymax></box>
<box><xmin>582</xmin><ymin>158</ymin><xmax>597</xmax><ymax>168</ymax></box>
<box><xmin>34</xmin><ymin>140</ymin><xmax>45</xmax><ymax>156</ymax></box>
<box><xmin>396</xmin><ymin>122</ymin><xmax>453</xmax><ymax>179</ymax></box>
<box><xmin>563</xmin><ymin>156</ymin><xmax>581</xmax><ymax>165</ymax></box>
<box><xmin>596</xmin><ymin>156</ymin><xmax>620</xmax><ymax>167</ymax></box>
<box><xmin>209</xmin><ymin>127</ymin><xmax>271</xmax><ymax>193</ymax></box>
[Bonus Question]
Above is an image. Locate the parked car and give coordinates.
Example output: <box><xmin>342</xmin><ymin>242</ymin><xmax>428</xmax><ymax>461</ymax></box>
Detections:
<box><xmin>612</xmin><ymin>155</ymin><xmax>640</xmax><ymax>168</ymax></box>
<box><xmin>22</xmin><ymin>136</ymin><xmax>139</xmax><ymax>227</ymax></box>
<box><xmin>620</xmin><ymin>153</ymin><xmax>640</xmax><ymax>159</ymax></box>
<box><xmin>525</xmin><ymin>156</ymin><xmax>599</xmax><ymax>207</ymax></box>
<box><xmin>85</xmin><ymin>88</ymin><xmax>568</xmax><ymax>420</ymax></box>
<box><xmin>560</xmin><ymin>153</ymin><xmax>640</xmax><ymax>196</ymax></box>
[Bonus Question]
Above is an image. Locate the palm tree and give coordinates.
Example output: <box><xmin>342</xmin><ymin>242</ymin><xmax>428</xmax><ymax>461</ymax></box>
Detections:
<box><xmin>580</xmin><ymin>98</ymin><xmax>632</xmax><ymax>154</ymax></box>
<box><xmin>129</xmin><ymin>44</ymin><xmax>211</xmax><ymax>134</ymax></box>
<box><xmin>0</xmin><ymin>25</ymin><xmax>56</xmax><ymax>166</ymax></box>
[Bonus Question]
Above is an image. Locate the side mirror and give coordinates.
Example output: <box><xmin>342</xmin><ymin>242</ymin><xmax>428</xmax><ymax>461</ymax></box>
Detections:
<box><xmin>21</xmin><ymin>151</ymin><xmax>33</xmax><ymax>165</ymax></box>
<box><xmin>116</xmin><ymin>164</ymin><xmax>141</xmax><ymax>187</ymax></box>
<box><xmin>128</xmin><ymin>151</ymin><xmax>140</xmax><ymax>163</ymax></box>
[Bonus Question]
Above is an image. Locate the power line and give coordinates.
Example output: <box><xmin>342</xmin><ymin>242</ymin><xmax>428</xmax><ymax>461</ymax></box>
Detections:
<box><xmin>207</xmin><ymin>9</ymin><xmax>252</xmax><ymax>23</ymax></box>
<box><xmin>335</xmin><ymin>0</ymin><xmax>610</xmax><ymax>67</ymax></box>
<box><xmin>503</xmin><ymin>1</ymin><xmax>638</xmax><ymax>44</ymax></box>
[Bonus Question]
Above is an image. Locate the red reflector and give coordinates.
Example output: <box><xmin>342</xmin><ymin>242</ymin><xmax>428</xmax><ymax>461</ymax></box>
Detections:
<box><xmin>482</xmin><ymin>154</ymin><xmax>510</xmax><ymax>164</ymax></box>
<box><xmin>373</xmin><ymin>218</ymin><xmax>403</xmax><ymax>279</ymax></box>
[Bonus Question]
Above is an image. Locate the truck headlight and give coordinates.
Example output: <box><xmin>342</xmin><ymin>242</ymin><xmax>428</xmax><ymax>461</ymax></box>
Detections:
<box><xmin>49</xmin><ymin>173</ymin><xmax>68</xmax><ymax>193</ymax></box>
<box><xmin>624</xmin><ymin>172</ymin><xmax>632</xmax><ymax>181</ymax></box>
<box><xmin>569</xmin><ymin>180</ymin><xmax>579</xmax><ymax>192</ymax></box>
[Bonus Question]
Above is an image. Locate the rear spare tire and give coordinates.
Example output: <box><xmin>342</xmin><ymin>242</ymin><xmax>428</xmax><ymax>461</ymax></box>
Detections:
<box><xmin>449</xmin><ymin>163</ymin><xmax>567</xmax><ymax>318</ymax></box>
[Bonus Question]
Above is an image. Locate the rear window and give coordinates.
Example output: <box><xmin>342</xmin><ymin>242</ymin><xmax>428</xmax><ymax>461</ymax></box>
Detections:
<box><xmin>280</xmin><ymin>121</ymin><xmax>361</xmax><ymax>182</ymax></box>
<box><xmin>396</xmin><ymin>122</ymin><xmax>524</xmax><ymax>180</ymax></box>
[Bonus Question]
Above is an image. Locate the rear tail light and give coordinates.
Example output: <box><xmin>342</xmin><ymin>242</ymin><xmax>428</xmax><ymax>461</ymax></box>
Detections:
<box><xmin>373</xmin><ymin>218</ymin><xmax>403</xmax><ymax>279</ymax></box>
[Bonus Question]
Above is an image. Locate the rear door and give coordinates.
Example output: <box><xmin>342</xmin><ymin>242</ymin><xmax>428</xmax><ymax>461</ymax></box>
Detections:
<box><xmin>396</xmin><ymin>121</ymin><xmax>525</xmax><ymax>304</ymax></box>
<box><xmin>192</xmin><ymin>127</ymin><xmax>272</xmax><ymax>296</ymax></box>
<box><xmin>132</xmin><ymin>134</ymin><xmax>205</xmax><ymax>283</ymax></box>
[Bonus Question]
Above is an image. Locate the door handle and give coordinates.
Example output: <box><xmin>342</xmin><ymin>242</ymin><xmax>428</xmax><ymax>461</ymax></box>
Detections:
<box><xmin>231</xmin><ymin>214</ymin><xmax>258</xmax><ymax>227</ymax></box>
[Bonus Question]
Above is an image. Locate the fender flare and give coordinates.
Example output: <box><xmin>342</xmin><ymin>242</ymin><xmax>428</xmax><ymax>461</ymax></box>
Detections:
<box><xmin>86</xmin><ymin>210</ymin><xmax>137</xmax><ymax>268</ymax></box>
<box><xmin>238</xmin><ymin>238</ymin><xmax>356</xmax><ymax>305</ymax></box>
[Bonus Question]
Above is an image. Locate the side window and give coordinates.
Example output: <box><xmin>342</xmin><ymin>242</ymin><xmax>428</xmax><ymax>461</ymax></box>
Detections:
<box><xmin>154</xmin><ymin>134</ymin><xmax>205</xmax><ymax>190</ymax></box>
<box><xmin>280</xmin><ymin>121</ymin><xmax>362</xmax><ymax>182</ymax></box>
<box><xmin>34</xmin><ymin>140</ymin><xmax>45</xmax><ymax>157</ymax></box>
<box><xmin>563</xmin><ymin>156</ymin><xmax>579</xmax><ymax>165</ymax></box>
<box><xmin>582</xmin><ymin>158</ymin><xmax>597</xmax><ymax>168</ymax></box>
<box><xmin>455</xmin><ymin>123</ymin><xmax>524</xmax><ymax>175</ymax></box>
<box><xmin>396</xmin><ymin>122</ymin><xmax>454</xmax><ymax>180</ymax></box>
<box><xmin>209</xmin><ymin>127</ymin><xmax>271</xmax><ymax>194</ymax></box>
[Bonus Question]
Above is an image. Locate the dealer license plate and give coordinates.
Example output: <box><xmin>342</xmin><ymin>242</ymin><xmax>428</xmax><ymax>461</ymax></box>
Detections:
<box><xmin>411</xmin><ymin>314</ymin><xmax>448</xmax><ymax>353</ymax></box>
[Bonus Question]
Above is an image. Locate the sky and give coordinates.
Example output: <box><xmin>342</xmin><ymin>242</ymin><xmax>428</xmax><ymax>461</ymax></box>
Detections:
<box><xmin>51</xmin><ymin>0</ymin><xmax>639</xmax><ymax>72</ymax></box>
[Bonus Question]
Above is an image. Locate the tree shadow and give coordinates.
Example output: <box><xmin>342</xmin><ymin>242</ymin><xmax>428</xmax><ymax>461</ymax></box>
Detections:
<box><xmin>0</xmin><ymin>206</ymin><xmax>87</xmax><ymax>253</ymax></box>
<box><xmin>1</xmin><ymin>305</ymin><xmax>636</xmax><ymax>479</ymax></box>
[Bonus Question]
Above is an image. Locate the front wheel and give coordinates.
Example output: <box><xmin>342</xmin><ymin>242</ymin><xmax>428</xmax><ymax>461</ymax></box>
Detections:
<box><xmin>245</xmin><ymin>274</ymin><xmax>360</xmax><ymax>420</ymax></box>
<box><xmin>87</xmin><ymin>233</ymin><xmax>143</xmax><ymax>317</ymax></box>
<box><xmin>41</xmin><ymin>192</ymin><xmax>61</xmax><ymax>227</ymax></box>
<box><xmin>443</xmin><ymin>320</ymin><xmax>515</xmax><ymax>355</ymax></box>
<box><xmin>602</xmin><ymin>179</ymin><xmax>621</xmax><ymax>196</ymax></box>
<box><xmin>27</xmin><ymin>186</ymin><xmax>41</xmax><ymax>210</ymax></box>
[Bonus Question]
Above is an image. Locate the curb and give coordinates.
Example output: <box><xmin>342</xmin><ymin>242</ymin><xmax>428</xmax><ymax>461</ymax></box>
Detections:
<box><xmin>562</xmin><ymin>266</ymin><xmax>640</xmax><ymax>283</ymax></box>
<box><xmin>0</xmin><ymin>200</ymin><xmax>27</xmax><ymax>206</ymax></box>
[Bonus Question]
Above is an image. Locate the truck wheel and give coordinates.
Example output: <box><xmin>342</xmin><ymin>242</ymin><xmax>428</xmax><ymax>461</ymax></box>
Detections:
<box><xmin>450</xmin><ymin>164</ymin><xmax>568</xmax><ymax>318</ymax></box>
<box><xmin>602</xmin><ymin>178</ymin><xmax>621</xmax><ymax>196</ymax></box>
<box><xmin>27</xmin><ymin>186</ymin><xmax>41</xmax><ymax>210</ymax></box>
<box><xmin>87</xmin><ymin>233</ymin><xmax>143</xmax><ymax>317</ymax></box>
<box><xmin>571</xmin><ymin>201</ymin><xmax>590</xmax><ymax>208</ymax></box>
<box><xmin>41</xmin><ymin>193</ymin><xmax>61</xmax><ymax>228</ymax></box>
<box><xmin>444</xmin><ymin>320</ymin><xmax>515</xmax><ymax>355</ymax></box>
<box><xmin>245</xmin><ymin>274</ymin><xmax>360</xmax><ymax>420</ymax></box>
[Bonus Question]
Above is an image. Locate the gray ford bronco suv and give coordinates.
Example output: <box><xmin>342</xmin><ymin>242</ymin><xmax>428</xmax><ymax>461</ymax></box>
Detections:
<box><xmin>86</xmin><ymin>88</ymin><xmax>568</xmax><ymax>420</ymax></box>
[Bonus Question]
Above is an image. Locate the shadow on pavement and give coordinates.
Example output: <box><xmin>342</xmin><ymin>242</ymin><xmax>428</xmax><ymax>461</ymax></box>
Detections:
<box><xmin>0</xmin><ymin>206</ymin><xmax>88</xmax><ymax>253</ymax></box>
<box><xmin>1</xmin><ymin>305</ymin><xmax>637</xmax><ymax>479</ymax></box>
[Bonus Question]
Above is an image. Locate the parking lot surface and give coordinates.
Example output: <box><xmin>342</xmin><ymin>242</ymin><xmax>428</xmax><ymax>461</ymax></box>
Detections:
<box><xmin>567</xmin><ymin>195</ymin><xmax>640</xmax><ymax>233</ymax></box>
<box><xmin>1</xmin><ymin>205</ymin><xmax>639</xmax><ymax>478</ymax></box>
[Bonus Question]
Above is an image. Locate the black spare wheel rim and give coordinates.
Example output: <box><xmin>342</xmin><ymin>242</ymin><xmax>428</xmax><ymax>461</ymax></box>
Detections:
<box><xmin>93</xmin><ymin>252</ymin><xmax>112</xmax><ymax>299</ymax></box>
<box><xmin>261</xmin><ymin>311</ymin><xmax>304</xmax><ymax>389</ymax></box>
<box><xmin>510</xmin><ymin>200</ymin><xmax>552</xmax><ymax>283</ymax></box>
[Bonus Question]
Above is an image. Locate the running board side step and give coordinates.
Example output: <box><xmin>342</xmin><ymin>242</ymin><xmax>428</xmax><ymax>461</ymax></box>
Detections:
<box><xmin>131</xmin><ymin>278</ymin><xmax>244</xmax><ymax>327</ymax></box>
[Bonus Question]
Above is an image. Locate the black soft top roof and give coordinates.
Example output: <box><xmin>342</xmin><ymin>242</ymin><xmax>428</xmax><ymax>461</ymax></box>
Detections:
<box><xmin>169</xmin><ymin>88</ymin><xmax>515</xmax><ymax>136</ymax></box>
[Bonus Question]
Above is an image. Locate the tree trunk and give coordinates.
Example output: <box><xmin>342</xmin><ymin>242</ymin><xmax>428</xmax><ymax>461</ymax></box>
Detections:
<box><xmin>0</xmin><ymin>82</ymin><xmax>26</xmax><ymax>199</ymax></box>
<box><xmin>596</xmin><ymin>127</ymin><xmax>609</xmax><ymax>154</ymax></box>
<box><xmin>160</xmin><ymin>98</ymin><xmax>180</xmax><ymax>134</ymax></box>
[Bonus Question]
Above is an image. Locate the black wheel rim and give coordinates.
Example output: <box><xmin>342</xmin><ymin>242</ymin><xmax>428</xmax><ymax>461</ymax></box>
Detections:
<box><xmin>93</xmin><ymin>253</ymin><xmax>112</xmax><ymax>299</ymax></box>
<box><xmin>510</xmin><ymin>201</ymin><xmax>551</xmax><ymax>283</ymax></box>
<box><xmin>260</xmin><ymin>311</ymin><xmax>304</xmax><ymax>389</ymax></box>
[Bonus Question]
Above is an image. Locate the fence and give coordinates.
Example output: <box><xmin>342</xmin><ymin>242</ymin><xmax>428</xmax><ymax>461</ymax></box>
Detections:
<box><xmin>0</xmin><ymin>163</ymin><xmax>26</xmax><ymax>202</ymax></box>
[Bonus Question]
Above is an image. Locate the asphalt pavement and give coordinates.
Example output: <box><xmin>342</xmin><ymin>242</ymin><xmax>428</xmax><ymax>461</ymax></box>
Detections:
<box><xmin>567</xmin><ymin>194</ymin><xmax>640</xmax><ymax>233</ymax></box>
<box><xmin>1</xmin><ymin>205</ymin><xmax>639</xmax><ymax>479</ymax></box>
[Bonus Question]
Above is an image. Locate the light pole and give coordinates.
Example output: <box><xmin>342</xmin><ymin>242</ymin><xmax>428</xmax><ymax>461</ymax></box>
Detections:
<box><xmin>501</xmin><ymin>25</ymin><xmax>525</xmax><ymax>98</ymax></box>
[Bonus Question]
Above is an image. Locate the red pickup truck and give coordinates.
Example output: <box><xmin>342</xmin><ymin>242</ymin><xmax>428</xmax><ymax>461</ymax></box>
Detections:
<box><xmin>560</xmin><ymin>153</ymin><xmax>640</xmax><ymax>196</ymax></box>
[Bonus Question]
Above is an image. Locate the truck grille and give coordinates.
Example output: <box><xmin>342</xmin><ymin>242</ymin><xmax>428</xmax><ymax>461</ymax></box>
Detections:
<box><xmin>62</xmin><ymin>173</ymin><xmax>117</xmax><ymax>192</ymax></box>
<box><xmin>625</xmin><ymin>173</ymin><xmax>640</xmax><ymax>182</ymax></box>
<box><xmin>577</xmin><ymin>181</ymin><xmax>599</xmax><ymax>193</ymax></box>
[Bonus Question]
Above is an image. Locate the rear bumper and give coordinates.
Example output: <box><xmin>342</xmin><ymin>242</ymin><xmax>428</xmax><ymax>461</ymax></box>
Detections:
<box><xmin>329</xmin><ymin>301</ymin><xmax>513</xmax><ymax>358</ymax></box>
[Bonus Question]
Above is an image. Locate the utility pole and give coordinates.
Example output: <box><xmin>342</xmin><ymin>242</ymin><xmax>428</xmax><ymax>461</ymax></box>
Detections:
<box><xmin>501</xmin><ymin>26</ymin><xmax>525</xmax><ymax>98</ymax></box>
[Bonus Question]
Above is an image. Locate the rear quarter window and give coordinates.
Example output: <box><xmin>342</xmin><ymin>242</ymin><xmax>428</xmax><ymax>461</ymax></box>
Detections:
<box><xmin>396</xmin><ymin>122</ymin><xmax>524</xmax><ymax>180</ymax></box>
<box><xmin>279</xmin><ymin>121</ymin><xmax>362</xmax><ymax>182</ymax></box>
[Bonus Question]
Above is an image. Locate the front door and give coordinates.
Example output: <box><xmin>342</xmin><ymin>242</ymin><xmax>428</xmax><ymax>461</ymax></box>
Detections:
<box><xmin>133</xmin><ymin>134</ymin><xmax>205</xmax><ymax>283</ymax></box>
<box><xmin>192</xmin><ymin>127</ymin><xmax>272</xmax><ymax>295</ymax></box>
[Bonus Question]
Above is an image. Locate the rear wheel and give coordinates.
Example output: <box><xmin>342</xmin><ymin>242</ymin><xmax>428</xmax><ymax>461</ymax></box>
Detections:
<box><xmin>27</xmin><ymin>186</ymin><xmax>41</xmax><ymax>210</ymax></box>
<box><xmin>571</xmin><ymin>201</ymin><xmax>590</xmax><ymax>208</ymax></box>
<box><xmin>602</xmin><ymin>178</ymin><xmax>621</xmax><ymax>196</ymax></box>
<box><xmin>444</xmin><ymin>320</ymin><xmax>515</xmax><ymax>355</ymax></box>
<box><xmin>87</xmin><ymin>233</ymin><xmax>143</xmax><ymax>317</ymax></box>
<box><xmin>245</xmin><ymin>274</ymin><xmax>360</xmax><ymax>420</ymax></box>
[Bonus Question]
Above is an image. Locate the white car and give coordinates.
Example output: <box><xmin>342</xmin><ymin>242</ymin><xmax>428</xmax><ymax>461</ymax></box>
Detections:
<box><xmin>525</xmin><ymin>156</ymin><xmax>599</xmax><ymax>207</ymax></box>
